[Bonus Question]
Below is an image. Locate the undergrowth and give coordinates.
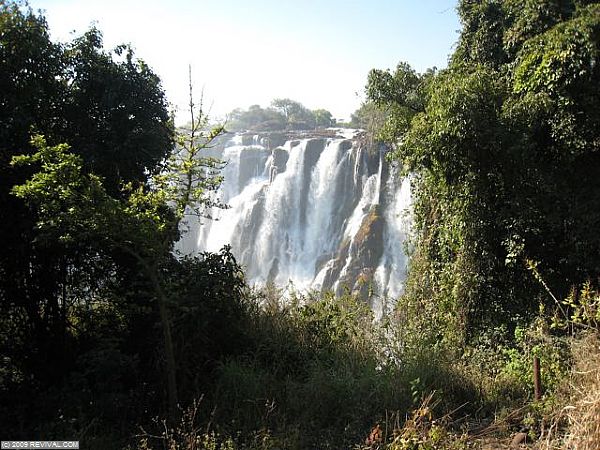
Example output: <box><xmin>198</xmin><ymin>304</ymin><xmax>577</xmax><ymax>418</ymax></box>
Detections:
<box><xmin>127</xmin><ymin>281</ymin><xmax>600</xmax><ymax>450</ymax></box>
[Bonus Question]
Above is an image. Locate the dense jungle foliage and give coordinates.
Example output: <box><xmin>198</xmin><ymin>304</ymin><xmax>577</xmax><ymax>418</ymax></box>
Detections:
<box><xmin>1</xmin><ymin>0</ymin><xmax>599</xmax><ymax>449</ymax></box>
<box><xmin>366</xmin><ymin>0</ymin><xmax>600</xmax><ymax>342</ymax></box>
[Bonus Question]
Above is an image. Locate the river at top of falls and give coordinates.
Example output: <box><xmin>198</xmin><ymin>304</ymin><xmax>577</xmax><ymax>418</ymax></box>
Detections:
<box><xmin>176</xmin><ymin>129</ymin><xmax>412</xmax><ymax>314</ymax></box>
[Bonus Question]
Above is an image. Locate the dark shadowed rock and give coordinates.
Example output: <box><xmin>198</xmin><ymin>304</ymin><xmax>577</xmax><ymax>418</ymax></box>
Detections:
<box><xmin>334</xmin><ymin>205</ymin><xmax>384</xmax><ymax>296</ymax></box>
<box><xmin>320</xmin><ymin>239</ymin><xmax>351</xmax><ymax>292</ymax></box>
<box><xmin>339</xmin><ymin>140</ymin><xmax>352</xmax><ymax>152</ymax></box>
<box><xmin>240</xmin><ymin>134</ymin><xmax>255</xmax><ymax>146</ymax></box>
<box><xmin>272</xmin><ymin>147</ymin><xmax>289</xmax><ymax>174</ymax></box>
<box><xmin>266</xmin><ymin>132</ymin><xmax>287</xmax><ymax>148</ymax></box>
<box><xmin>238</xmin><ymin>147</ymin><xmax>269</xmax><ymax>189</ymax></box>
<box><xmin>268</xmin><ymin>257</ymin><xmax>279</xmax><ymax>283</ymax></box>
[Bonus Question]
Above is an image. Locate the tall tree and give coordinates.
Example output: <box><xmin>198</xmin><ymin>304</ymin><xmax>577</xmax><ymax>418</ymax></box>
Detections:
<box><xmin>313</xmin><ymin>108</ymin><xmax>335</xmax><ymax>128</ymax></box>
<box><xmin>368</xmin><ymin>1</ymin><xmax>600</xmax><ymax>339</ymax></box>
<box><xmin>12</xmin><ymin>93</ymin><xmax>225</xmax><ymax>417</ymax></box>
<box><xmin>0</xmin><ymin>0</ymin><xmax>174</xmax><ymax>413</ymax></box>
<box><xmin>271</xmin><ymin>98</ymin><xmax>316</xmax><ymax>129</ymax></box>
<box><xmin>61</xmin><ymin>28</ymin><xmax>173</xmax><ymax>192</ymax></box>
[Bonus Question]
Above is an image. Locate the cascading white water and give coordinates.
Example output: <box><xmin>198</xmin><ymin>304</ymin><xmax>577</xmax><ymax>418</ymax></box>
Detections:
<box><xmin>178</xmin><ymin>131</ymin><xmax>412</xmax><ymax>307</ymax></box>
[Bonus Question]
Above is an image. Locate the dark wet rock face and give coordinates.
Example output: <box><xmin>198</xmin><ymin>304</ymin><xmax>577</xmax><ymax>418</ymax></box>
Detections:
<box><xmin>272</xmin><ymin>147</ymin><xmax>289</xmax><ymax>174</ymax></box>
<box><xmin>238</xmin><ymin>147</ymin><xmax>268</xmax><ymax>189</ymax></box>
<box><xmin>338</xmin><ymin>206</ymin><xmax>384</xmax><ymax>295</ymax></box>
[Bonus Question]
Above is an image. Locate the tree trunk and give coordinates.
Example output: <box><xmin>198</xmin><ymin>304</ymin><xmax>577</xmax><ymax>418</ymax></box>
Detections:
<box><xmin>147</xmin><ymin>263</ymin><xmax>179</xmax><ymax>419</ymax></box>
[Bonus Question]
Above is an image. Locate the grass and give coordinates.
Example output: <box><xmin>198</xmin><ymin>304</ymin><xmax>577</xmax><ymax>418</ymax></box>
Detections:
<box><xmin>536</xmin><ymin>333</ymin><xmax>600</xmax><ymax>449</ymax></box>
<box><xmin>9</xmin><ymin>281</ymin><xmax>597</xmax><ymax>449</ymax></box>
<box><xmin>132</xmin><ymin>287</ymin><xmax>580</xmax><ymax>450</ymax></box>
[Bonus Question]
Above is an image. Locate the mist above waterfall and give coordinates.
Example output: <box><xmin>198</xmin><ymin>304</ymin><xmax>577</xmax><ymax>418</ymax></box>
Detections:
<box><xmin>178</xmin><ymin>129</ymin><xmax>412</xmax><ymax>309</ymax></box>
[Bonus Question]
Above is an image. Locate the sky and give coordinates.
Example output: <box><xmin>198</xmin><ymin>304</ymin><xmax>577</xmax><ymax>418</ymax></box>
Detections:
<box><xmin>30</xmin><ymin>0</ymin><xmax>460</xmax><ymax>123</ymax></box>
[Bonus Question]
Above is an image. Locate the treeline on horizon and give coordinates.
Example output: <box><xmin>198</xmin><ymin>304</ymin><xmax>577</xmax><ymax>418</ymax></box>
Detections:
<box><xmin>225</xmin><ymin>99</ymin><xmax>380</xmax><ymax>132</ymax></box>
<box><xmin>1</xmin><ymin>1</ymin><xmax>600</xmax><ymax>449</ymax></box>
<box><xmin>226</xmin><ymin>99</ymin><xmax>336</xmax><ymax>131</ymax></box>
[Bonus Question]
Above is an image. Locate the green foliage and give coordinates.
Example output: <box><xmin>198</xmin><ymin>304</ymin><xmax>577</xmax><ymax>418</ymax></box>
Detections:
<box><xmin>368</xmin><ymin>0</ymin><xmax>600</xmax><ymax>343</ymax></box>
<box><xmin>0</xmin><ymin>1</ymin><xmax>63</xmax><ymax>157</ymax></box>
<box><xmin>226</xmin><ymin>101</ymin><xmax>335</xmax><ymax>131</ymax></box>
<box><xmin>400</xmin><ymin>65</ymin><xmax>505</xmax><ymax>177</ymax></box>
<box><xmin>167</xmin><ymin>249</ymin><xmax>249</xmax><ymax>394</ymax></box>
<box><xmin>366</xmin><ymin>62</ymin><xmax>433</xmax><ymax>146</ymax></box>
<box><xmin>4</xmin><ymin>1</ymin><xmax>599</xmax><ymax>447</ymax></box>
<box><xmin>0</xmin><ymin>3</ymin><xmax>174</xmax><ymax>435</ymax></box>
<box><xmin>11</xmin><ymin>135</ymin><xmax>173</xmax><ymax>257</ymax></box>
<box><xmin>270</xmin><ymin>98</ymin><xmax>315</xmax><ymax>129</ymax></box>
<box><xmin>0</xmin><ymin>1</ymin><xmax>173</xmax><ymax>191</ymax></box>
<box><xmin>60</xmin><ymin>27</ymin><xmax>174</xmax><ymax>191</ymax></box>
<box><xmin>498</xmin><ymin>319</ymin><xmax>570</xmax><ymax>398</ymax></box>
<box><xmin>298</xmin><ymin>291</ymin><xmax>374</xmax><ymax>350</ymax></box>
<box><xmin>200</xmin><ymin>291</ymin><xmax>408</xmax><ymax>449</ymax></box>
<box><xmin>5</xmin><ymin>29</ymin><xmax>227</xmax><ymax>428</ymax></box>
<box><xmin>360</xmin><ymin>9</ymin><xmax>600</xmax><ymax>445</ymax></box>
<box><xmin>227</xmin><ymin>104</ymin><xmax>287</xmax><ymax>131</ymax></box>
<box><xmin>162</xmin><ymin>111</ymin><xmax>226</xmax><ymax>222</ymax></box>
<box><xmin>4</xmin><ymin>127</ymin><xmax>246</xmax><ymax>442</ymax></box>
<box><xmin>349</xmin><ymin>101</ymin><xmax>388</xmax><ymax>142</ymax></box>
<box><xmin>11</xmin><ymin>136</ymin><xmax>110</xmax><ymax>238</ymax></box>
<box><xmin>367</xmin><ymin>62</ymin><xmax>427</xmax><ymax>112</ymax></box>
<box><xmin>552</xmin><ymin>282</ymin><xmax>600</xmax><ymax>331</ymax></box>
<box><xmin>454</xmin><ymin>0</ymin><xmax>508</xmax><ymax>67</ymax></box>
<box><xmin>512</xmin><ymin>4</ymin><xmax>600</xmax><ymax>155</ymax></box>
<box><xmin>312</xmin><ymin>108</ymin><xmax>335</xmax><ymax>127</ymax></box>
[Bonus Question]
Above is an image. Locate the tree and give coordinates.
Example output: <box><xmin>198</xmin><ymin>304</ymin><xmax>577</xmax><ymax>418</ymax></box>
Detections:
<box><xmin>313</xmin><ymin>109</ymin><xmax>335</xmax><ymax>128</ymax></box>
<box><xmin>0</xmin><ymin>3</ymin><xmax>173</xmax><ymax>193</ymax></box>
<box><xmin>0</xmin><ymin>0</ymin><xmax>174</xmax><ymax>387</ymax></box>
<box><xmin>349</xmin><ymin>102</ymin><xmax>386</xmax><ymax>131</ymax></box>
<box><xmin>0</xmin><ymin>1</ymin><xmax>185</xmax><ymax>423</ymax></box>
<box><xmin>227</xmin><ymin>100</ymin><xmax>335</xmax><ymax>131</ymax></box>
<box><xmin>367</xmin><ymin>0</ymin><xmax>600</xmax><ymax>339</ymax></box>
<box><xmin>271</xmin><ymin>98</ymin><xmax>301</xmax><ymax>122</ymax></box>
<box><xmin>365</xmin><ymin>62</ymin><xmax>435</xmax><ymax>147</ymax></box>
<box><xmin>271</xmin><ymin>98</ymin><xmax>316</xmax><ymax>129</ymax></box>
<box><xmin>226</xmin><ymin>104</ymin><xmax>286</xmax><ymax>131</ymax></box>
<box><xmin>61</xmin><ymin>27</ymin><xmax>174</xmax><ymax>192</ymax></box>
<box><xmin>0</xmin><ymin>1</ymin><xmax>68</xmax><ymax>391</ymax></box>
<box><xmin>11</xmin><ymin>84</ymin><xmax>226</xmax><ymax>417</ymax></box>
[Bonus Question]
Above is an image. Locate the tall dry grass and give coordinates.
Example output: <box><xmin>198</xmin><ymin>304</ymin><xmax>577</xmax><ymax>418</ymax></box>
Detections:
<box><xmin>539</xmin><ymin>333</ymin><xmax>600</xmax><ymax>450</ymax></box>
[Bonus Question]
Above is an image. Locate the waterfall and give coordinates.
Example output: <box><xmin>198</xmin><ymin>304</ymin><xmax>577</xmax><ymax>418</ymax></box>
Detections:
<box><xmin>178</xmin><ymin>131</ymin><xmax>412</xmax><ymax>307</ymax></box>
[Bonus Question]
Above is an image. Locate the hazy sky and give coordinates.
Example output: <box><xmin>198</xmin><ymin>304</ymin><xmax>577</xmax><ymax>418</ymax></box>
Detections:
<box><xmin>31</xmin><ymin>0</ymin><xmax>460</xmax><ymax>123</ymax></box>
